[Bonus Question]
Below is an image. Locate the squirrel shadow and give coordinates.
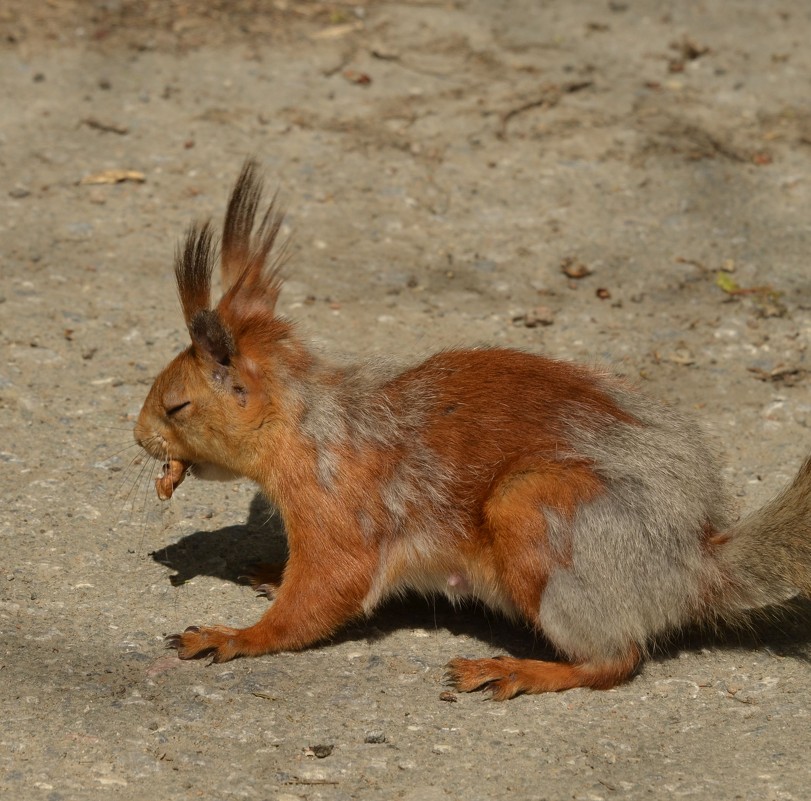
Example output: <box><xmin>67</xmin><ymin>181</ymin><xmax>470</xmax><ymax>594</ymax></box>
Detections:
<box><xmin>151</xmin><ymin>494</ymin><xmax>289</xmax><ymax>587</ymax></box>
<box><xmin>152</xmin><ymin>493</ymin><xmax>811</xmax><ymax>665</ymax></box>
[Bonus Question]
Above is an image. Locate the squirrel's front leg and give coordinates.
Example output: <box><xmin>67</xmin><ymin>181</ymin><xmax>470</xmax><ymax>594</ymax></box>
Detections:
<box><xmin>167</xmin><ymin>532</ymin><xmax>379</xmax><ymax>663</ymax></box>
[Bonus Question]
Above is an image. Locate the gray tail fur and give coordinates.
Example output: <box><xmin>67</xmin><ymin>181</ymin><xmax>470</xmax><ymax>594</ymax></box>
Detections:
<box><xmin>718</xmin><ymin>455</ymin><xmax>811</xmax><ymax>614</ymax></box>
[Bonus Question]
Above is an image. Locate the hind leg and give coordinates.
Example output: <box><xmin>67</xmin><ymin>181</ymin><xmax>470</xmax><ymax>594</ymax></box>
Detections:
<box><xmin>446</xmin><ymin>648</ymin><xmax>639</xmax><ymax>701</ymax></box>
<box><xmin>481</xmin><ymin>460</ymin><xmax>604</xmax><ymax>620</ymax></box>
<box><xmin>451</xmin><ymin>461</ymin><xmax>639</xmax><ymax>700</ymax></box>
<box><xmin>241</xmin><ymin>562</ymin><xmax>286</xmax><ymax>599</ymax></box>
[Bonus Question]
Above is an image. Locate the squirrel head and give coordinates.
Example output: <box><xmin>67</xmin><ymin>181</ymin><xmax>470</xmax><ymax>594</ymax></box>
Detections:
<box><xmin>134</xmin><ymin>160</ymin><xmax>304</xmax><ymax>481</ymax></box>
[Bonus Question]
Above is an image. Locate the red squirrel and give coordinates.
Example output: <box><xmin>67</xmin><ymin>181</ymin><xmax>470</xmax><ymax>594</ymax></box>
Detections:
<box><xmin>135</xmin><ymin>161</ymin><xmax>811</xmax><ymax>699</ymax></box>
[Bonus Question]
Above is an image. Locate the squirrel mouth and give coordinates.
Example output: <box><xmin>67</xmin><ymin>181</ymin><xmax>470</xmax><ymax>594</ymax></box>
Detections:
<box><xmin>155</xmin><ymin>459</ymin><xmax>192</xmax><ymax>501</ymax></box>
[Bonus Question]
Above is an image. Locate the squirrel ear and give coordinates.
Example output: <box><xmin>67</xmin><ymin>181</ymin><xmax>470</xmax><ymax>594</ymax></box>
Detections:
<box><xmin>175</xmin><ymin>221</ymin><xmax>216</xmax><ymax>327</ymax></box>
<box><xmin>189</xmin><ymin>309</ymin><xmax>235</xmax><ymax>366</ymax></box>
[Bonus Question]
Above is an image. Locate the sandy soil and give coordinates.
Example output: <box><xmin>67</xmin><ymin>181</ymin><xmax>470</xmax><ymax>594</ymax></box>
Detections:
<box><xmin>2</xmin><ymin>1</ymin><xmax>811</xmax><ymax>799</ymax></box>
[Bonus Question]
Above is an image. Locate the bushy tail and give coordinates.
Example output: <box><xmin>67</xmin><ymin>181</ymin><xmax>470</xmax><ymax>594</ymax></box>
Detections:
<box><xmin>718</xmin><ymin>456</ymin><xmax>811</xmax><ymax>614</ymax></box>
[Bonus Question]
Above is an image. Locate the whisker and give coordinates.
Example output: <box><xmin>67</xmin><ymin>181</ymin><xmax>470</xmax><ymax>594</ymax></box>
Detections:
<box><xmin>86</xmin><ymin>435</ymin><xmax>156</xmax><ymax>522</ymax></box>
<box><xmin>102</xmin><ymin>439</ymin><xmax>147</xmax><ymax>462</ymax></box>
<box><xmin>122</xmin><ymin>450</ymin><xmax>159</xmax><ymax>530</ymax></box>
<box><xmin>136</xmin><ymin>457</ymin><xmax>161</xmax><ymax>554</ymax></box>
<box><xmin>100</xmin><ymin>451</ymin><xmax>146</xmax><ymax>519</ymax></box>
<box><xmin>97</xmin><ymin>424</ymin><xmax>140</xmax><ymax>432</ymax></box>
<box><xmin>118</xmin><ymin>449</ymin><xmax>153</xmax><ymax>505</ymax></box>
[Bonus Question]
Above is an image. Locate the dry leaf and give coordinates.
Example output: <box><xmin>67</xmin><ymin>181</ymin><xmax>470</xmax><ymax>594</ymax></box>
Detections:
<box><xmin>343</xmin><ymin>69</ymin><xmax>372</xmax><ymax>85</ymax></box>
<box><xmin>513</xmin><ymin>306</ymin><xmax>555</xmax><ymax>327</ymax></box>
<box><xmin>667</xmin><ymin>348</ymin><xmax>696</xmax><ymax>366</ymax></box>
<box><xmin>748</xmin><ymin>366</ymin><xmax>806</xmax><ymax>385</ymax></box>
<box><xmin>309</xmin><ymin>22</ymin><xmax>363</xmax><ymax>40</ymax></box>
<box><xmin>560</xmin><ymin>256</ymin><xmax>592</xmax><ymax>279</ymax></box>
<box><xmin>80</xmin><ymin>169</ymin><xmax>145</xmax><ymax>185</ymax></box>
<box><xmin>82</xmin><ymin>117</ymin><xmax>130</xmax><ymax>135</ymax></box>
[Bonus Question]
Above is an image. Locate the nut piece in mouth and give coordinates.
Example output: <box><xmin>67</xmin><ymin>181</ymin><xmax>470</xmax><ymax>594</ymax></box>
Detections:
<box><xmin>156</xmin><ymin>459</ymin><xmax>190</xmax><ymax>501</ymax></box>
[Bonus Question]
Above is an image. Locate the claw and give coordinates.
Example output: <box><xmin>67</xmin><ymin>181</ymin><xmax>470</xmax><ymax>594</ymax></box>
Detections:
<box><xmin>163</xmin><ymin>624</ymin><xmax>242</xmax><ymax>662</ymax></box>
<box><xmin>240</xmin><ymin>562</ymin><xmax>285</xmax><ymax>596</ymax></box>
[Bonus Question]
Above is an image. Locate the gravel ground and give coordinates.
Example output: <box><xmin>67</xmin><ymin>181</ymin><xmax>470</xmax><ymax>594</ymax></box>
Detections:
<box><xmin>2</xmin><ymin>2</ymin><xmax>811</xmax><ymax>799</ymax></box>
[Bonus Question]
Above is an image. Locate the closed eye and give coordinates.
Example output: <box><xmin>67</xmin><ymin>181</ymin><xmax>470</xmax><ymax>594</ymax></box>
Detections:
<box><xmin>167</xmin><ymin>401</ymin><xmax>191</xmax><ymax>416</ymax></box>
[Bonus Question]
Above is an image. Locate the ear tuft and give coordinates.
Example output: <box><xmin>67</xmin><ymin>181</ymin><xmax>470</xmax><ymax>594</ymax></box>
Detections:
<box><xmin>222</xmin><ymin>160</ymin><xmax>263</xmax><ymax>286</ymax></box>
<box><xmin>220</xmin><ymin>159</ymin><xmax>288</xmax><ymax>311</ymax></box>
<box><xmin>190</xmin><ymin>309</ymin><xmax>235</xmax><ymax>365</ymax></box>
<box><xmin>175</xmin><ymin>221</ymin><xmax>217</xmax><ymax>327</ymax></box>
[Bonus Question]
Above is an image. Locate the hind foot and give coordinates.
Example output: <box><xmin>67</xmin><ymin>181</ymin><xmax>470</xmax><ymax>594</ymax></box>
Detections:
<box><xmin>446</xmin><ymin>650</ymin><xmax>638</xmax><ymax>700</ymax></box>
<box><xmin>240</xmin><ymin>562</ymin><xmax>286</xmax><ymax>599</ymax></box>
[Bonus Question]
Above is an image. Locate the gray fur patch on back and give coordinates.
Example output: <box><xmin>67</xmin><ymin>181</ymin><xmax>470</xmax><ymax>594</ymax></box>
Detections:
<box><xmin>295</xmin><ymin>356</ymin><xmax>461</xmax><ymax>544</ymax></box>
<box><xmin>380</xmin><ymin>440</ymin><xmax>459</xmax><ymax>535</ymax></box>
<box><xmin>539</xmin><ymin>380</ymin><xmax>730</xmax><ymax>662</ymax></box>
<box><xmin>296</xmin><ymin>359</ymin><xmax>401</xmax><ymax>490</ymax></box>
<box><xmin>298</xmin><ymin>359</ymin><xmax>411</xmax><ymax>449</ymax></box>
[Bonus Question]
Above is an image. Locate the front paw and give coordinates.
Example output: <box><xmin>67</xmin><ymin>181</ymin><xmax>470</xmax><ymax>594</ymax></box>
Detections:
<box><xmin>166</xmin><ymin>624</ymin><xmax>242</xmax><ymax>663</ymax></box>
